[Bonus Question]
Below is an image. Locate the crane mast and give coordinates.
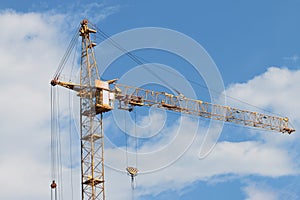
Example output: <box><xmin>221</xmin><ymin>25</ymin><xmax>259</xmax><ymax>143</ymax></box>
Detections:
<box><xmin>77</xmin><ymin>19</ymin><xmax>111</xmax><ymax>200</ymax></box>
<box><xmin>50</xmin><ymin>20</ymin><xmax>295</xmax><ymax>200</ymax></box>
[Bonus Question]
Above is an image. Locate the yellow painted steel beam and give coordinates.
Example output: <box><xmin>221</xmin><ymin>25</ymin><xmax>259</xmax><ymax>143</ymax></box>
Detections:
<box><xmin>113</xmin><ymin>84</ymin><xmax>295</xmax><ymax>134</ymax></box>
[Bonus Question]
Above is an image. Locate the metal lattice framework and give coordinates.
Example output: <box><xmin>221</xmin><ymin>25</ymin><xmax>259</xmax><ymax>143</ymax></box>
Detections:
<box><xmin>113</xmin><ymin>84</ymin><xmax>294</xmax><ymax>134</ymax></box>
<box><xmin>79</xmin><ymin>19</ymin><xmax>105</xmax><ymax>200</ymax></box>
<box><xmin>50</xmin><ymin>19</ymin><xmax>295</xmax><ymax>200</ymax></box>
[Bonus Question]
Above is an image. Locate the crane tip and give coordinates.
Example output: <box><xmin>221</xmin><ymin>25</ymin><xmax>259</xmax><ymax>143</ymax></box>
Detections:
<box><xmin>282</xmin><ymin>127</ymin><xmax>295</xmax><ymax>134</ymax></box>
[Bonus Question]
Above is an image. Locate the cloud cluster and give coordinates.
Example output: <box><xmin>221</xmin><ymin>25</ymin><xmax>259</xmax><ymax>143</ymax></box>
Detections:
<box><xmin>0</xmin><ymin>10</ymin><xmax>68</xmax><ymax>200</ymax></box>
<box><xmin>104</xmin><ymin>67</ymin><xmax>300</xmax><ymax>199</ymax></box>
<box><xmin>1</xmin><ymin>7</ymin><xmax>300</xmax><ymax>200</ymax></box>
<box><xmin>243</xmin><ymin>183</ymin><xmax>278</xmax><ymax>200</ymax></box>
<box><xmin>225</xmin><ymin>67</ymin><xmax>300</xmax><ymax>124</ymax></box>
<box><xmin>105</xmin><ymin>117</ymin><xmax>298</xmax><ymax>199</ymax></box>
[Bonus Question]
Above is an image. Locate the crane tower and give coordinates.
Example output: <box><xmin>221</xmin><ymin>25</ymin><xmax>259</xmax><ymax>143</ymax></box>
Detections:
<box><xmin>50</xmin><ymin>19</ymin><xmax>295</xmax><ymax>200</ymax></box>
<box><xmin>52</xmin><ymin>19</ymin><xmax>113</xmax><ymax>200</ymax></box>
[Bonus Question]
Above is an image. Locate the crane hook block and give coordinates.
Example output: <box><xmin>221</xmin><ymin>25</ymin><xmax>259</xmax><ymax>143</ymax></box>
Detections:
<box><xmin>126</xmin><ymin>167</ymin><xmax>138</xmax><ymax>177</ymax></box>
<box><xmin>50</xmin><ymin>180</ymin><xmax>57</xmax><ymax>189</ymax></box>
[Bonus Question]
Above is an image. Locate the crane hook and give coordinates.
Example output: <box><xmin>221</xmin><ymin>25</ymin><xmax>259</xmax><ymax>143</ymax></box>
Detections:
<box><xmin>50</xmin><ymin>180</ymin><xmax>58</xmax><ymax>200</ymax></box>
<box><xmin>126</xmin><ymin>167</ymin><xmax>138</xmax><ymax>189</ymax></box>
<box><xmin>50</xmin><ymin>180</ymin><xmax>57</xmax><ymax>189</ymax></box>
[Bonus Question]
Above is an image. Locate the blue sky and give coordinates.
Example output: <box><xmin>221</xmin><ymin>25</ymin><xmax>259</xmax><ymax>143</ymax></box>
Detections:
<box><xmin>1</xmin><ymin>1</ymin><xmax>300</xmax><ymax>200</ymax></box>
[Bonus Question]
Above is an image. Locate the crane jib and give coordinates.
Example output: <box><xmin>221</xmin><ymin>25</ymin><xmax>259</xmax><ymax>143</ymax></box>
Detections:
<box><xmin>50</xmin><ymin>78</ymin><xmax>295</xmax><ymax>135</ymax></box>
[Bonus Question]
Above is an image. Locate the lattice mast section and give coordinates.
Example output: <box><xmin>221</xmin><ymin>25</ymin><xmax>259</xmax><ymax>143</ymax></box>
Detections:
<box><xmin>79</xmin><ymin>19</ymin><xmax>105</xmax><ymax>200</ymax></box>
<box><xmin>51</xmin><ymin>19</ymin><xmax>115</xmax><ymax>199</ymax></box>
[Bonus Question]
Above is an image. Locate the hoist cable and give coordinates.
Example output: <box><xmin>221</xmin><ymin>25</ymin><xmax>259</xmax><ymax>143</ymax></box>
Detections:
<box><xmin>133</xmin><ymin>54</ymin><xmax>287</xmax><ymax>118</ymax></box>
<box><xmin>54</xmin><ymin>28</ymin><xmax>79</xmax><ymax>79</ymax></box>
<box><xmin>50</xmin><ymin>187</ymin><xmax>58</xmax><ymax>200</ymax></box>
<box><xmin>70</xmin><ymin>36</ymin><xmax>80</xmax><ymax>82</ymax></box>
<box><xmin>94</xmin><ymin>25</ymin><xmax>290</xmax><ymax>119</ymax></box>
<box><xmin>56</xmin><ymin>89</ymin><xmax>64</xmax><ymax>200</ymax></box>
<box><xmin>51</xmin><ymin>88</ymin><xmax>56</xmax><ymax>180</ymax></box>
<box><xmin>51</xmin><ymin>87</ymin><xmax>65</xmax><ymax>200</ymax></box>
<box><xmin>68</xmin><ymin>90</ymin><xmax>74</xmax><ymax>200</ymax></box>
<box><xmin>134</xmin><ymin>110</ymin><xmax>138</xmax><ymax>169</ymax></box>
<box><xmin>55</xmin><ymin>188</ymin><xmax>58</xmax><ymax>200</ymax></box>
<box><xmin>67</xmin><ymin>31</ymin><xmax>78</xmax><ymax>200</ymax></box>
<box><xmin>124</xmin><ymin>111</ymin><xmax>129</xmax><ymax>167</ymax></box>
<box><xmin>53</xmin><ymin>27</ymin><xmax>80</xmax><ymax>80</ymax></box>
<box><xmin>93</xmin><ymin>24</ymin><xmax>180</xmax><ymax>94</ymax></box>
<box><xmin>51</xmin><ymin>87</ymin><xmax>60</xmax><ymax>200</ymax></box>
<box><xmin>133</xmin><ymin>110</ymin><xmax>138</xmax><ymax>192</ymax></box>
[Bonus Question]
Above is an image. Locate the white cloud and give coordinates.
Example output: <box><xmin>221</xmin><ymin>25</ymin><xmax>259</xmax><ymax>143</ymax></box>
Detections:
<box><xmin>243</xmin><ymin>183</ymin><xmax>278</xmax><ymax>200</ymax></box>
<box><xmin>79</xmin><ymin>3</ymin><xmax>120</xmax><ymax>24</ymax></box>
<box><xmin>2</xmin><ymin>6</ymin><xmax>300</xmax><ymax>200</ymax></box>
<box><xmin>103</xmin><ymin>114</ymin><xmax>298</xmax><ymax>199</ymax></box>
<box><xmin>0</xmin><ymin>9</ymin><xmax>82</xmax><ymax>200</ymax></box>
<box><xmin>225</xmin><ymin>67</ymin><xmax>300</xmax><ymax>123</ymax></box>
<box><xmin>225</xmin><ymin>67</ymin><xmax>300</xmax><ymax>147</ymax></box>
<box><xmin>103</xmin><ymin>66</ymin><xmax>300</xmax><ymax>199</ymax></box>
<box><xmin>49</xmin><ymin>2</ymin><xmax>120</xmax><ymax>27</ymax></box>
<box><xmin>0</xmin><ymin>4</ymin><xmax>120</xmax><ymax>199</ymax></box>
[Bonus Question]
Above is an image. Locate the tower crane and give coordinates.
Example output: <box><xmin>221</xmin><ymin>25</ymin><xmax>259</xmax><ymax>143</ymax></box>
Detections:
<box><xmin>50</xmin><ymin>19</ymin><xmax>295</xmax><ymax>200</ymax></box>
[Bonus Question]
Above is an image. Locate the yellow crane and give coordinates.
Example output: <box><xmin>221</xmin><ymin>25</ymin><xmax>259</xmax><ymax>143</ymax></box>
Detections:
<box><xmin>50</xmin><ymin>19</ymin><xmax>295</xmax><ymax>200</ymax></box>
